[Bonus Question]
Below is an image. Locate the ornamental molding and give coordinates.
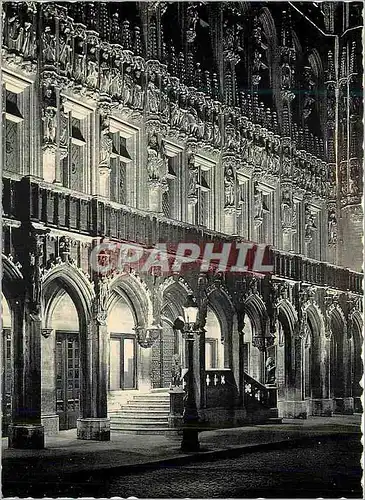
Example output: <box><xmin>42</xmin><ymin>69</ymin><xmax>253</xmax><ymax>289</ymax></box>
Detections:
<box><xmin>1</xmin><ymin>6</ymin><xmax>329</xmax><ymax>193</ymax></box>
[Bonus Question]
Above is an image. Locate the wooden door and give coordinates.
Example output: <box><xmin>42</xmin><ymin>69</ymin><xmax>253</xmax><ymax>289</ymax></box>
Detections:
<box><xmin>55</xmin><ymin>331</ymin><xmax>80</xmax><ymax>430</ymax></box>
<box><xmin>2</xmin><ymin>328</ymin><xmax>12</xmax><ymax>436</ymax></box>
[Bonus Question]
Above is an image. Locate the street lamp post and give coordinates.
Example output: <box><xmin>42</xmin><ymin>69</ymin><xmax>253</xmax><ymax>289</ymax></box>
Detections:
<box><xmin>174</xmin><ymin>294</ymin><xmax>200</xmax><ymax>452</ymax></box>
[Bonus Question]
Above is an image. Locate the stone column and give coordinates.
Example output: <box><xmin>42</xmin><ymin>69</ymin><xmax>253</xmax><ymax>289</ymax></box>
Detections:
<box><xmin>41</xmin><ymin>328</ymin><xmax>59</xmax><ymax>435</ymax></box>
<box><xmin>8</xmin><ymin>224</ymin><xmax>49</xmax><ymax>449</ymax></box>
<box><xmin>137</xmin><ymin>344</ymin><xmax>153</xmax><ymax>392</ymax></box>
<box><xmin>77</xmin><ymin>274</ymin><xmax>110</xmax><ymax>441</ymax></box>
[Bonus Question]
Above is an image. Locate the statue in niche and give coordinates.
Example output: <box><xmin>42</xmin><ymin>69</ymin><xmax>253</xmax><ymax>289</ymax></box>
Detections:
<box><xmin>100</xmin><ymin>51</ymin><xmax>112</xmax><ymax>94</ymax></box>
<box><xmin>99</xmin><ymin>117</ymin><xmax>112</xmax><ymax>169</ymax></box>
<box><xmin>170</xmin><ymin>354</ymin><xmax>182</xmax><ymax>388</ymax></box>
<box><xmin>122</xmin><ymin>65</ymin><xmax>133</xmax><ymax>106</ymax></box>
<box><xmin>22</xmin><ymin>19</ymin><xmax>36</xmax><ymax>59</ymax></box>
<box><xmin>224</xmin><ymin>166</ymin><xmax>235</xmax><ymax>207</ymax></box>
<box><xmin>110</xmin><ymin>59</ymin><xmax>123</xmax><ymax>98</ymax></box>
<box><xmin>7</xmin><ymin>13</ymin><xmax>24</xmax><ymax>52</ymax></box>
<box><xmin>59</xmin><ymin>24</ymin><xmax>73</xmax><ymax>75</ymax></box>
<box><xmin>187</xmin><ymin>153</ymin><xmax>198</xmax><ymax>198</ymax></box>
<box><xmin>132</xmin><ymin>69</ymin><xmax>144</xmax><ymax>110</ymax></box>
<box><xmin>170</xmin><ymin>101</ymin><xmax>180</xmax><ymax>129</ymax></box>
<box><xmin>265</xmin><ymin>356</ymin><xmax>276</xmax><ymax>384</ymax></box>
<box><xmin>147</xmin><ymin>73</ymin><xmax>160</xmax><ymax>114</ymax></box>
<box><xmin>147</xmin><ymin>133</ymin><xmax>162</xmax><ymax>181</ymax></box>
<box><xmin>328</xmin><ymin>209</ymin><xmax>337</xmax><ymax>244</ymax></box>
<box><xmin>305</xmin><ymin>207</ymin><xmax>317</xmax><ymax>242</ymax></box>
<box><xmin>42</xmin><ymin>25</ymin><xmax>56</xmax><ymax>63</ymax></box>
<box><xmin>281</xmin><ymin>189</ymin><xmax>292</xmax><ymax>228</ymax></box>
<box><xmin>99</xmin><ymin>276</ymin><xmax>110</xmax><ymax>312</ymax></box>
<box><xmin>43</xmin><ymin>107</ymin><xmax>57</xmax><ymax>144</ymax></box>
<box><xmin>74</xmin><ymin>38</ymin><xmax>86</xmax><ymax>81</ymax></box>
<box><xmin>86</xmin><ymin>60</ymin><xmax>98</xmax><ymax>88</ymax></box>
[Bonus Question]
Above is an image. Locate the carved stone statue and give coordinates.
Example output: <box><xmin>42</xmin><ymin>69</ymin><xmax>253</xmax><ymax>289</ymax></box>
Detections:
<box><xmin>43</xmin><ymin>107</ymin><xmax>57</xmax><ymax>144</ymax></box>
<box><xmin>42</xmin><ymin>25</ymin><xmax>56</xmax><ymax>64</ymax></box>
<box><xmin>328</xmin><ymin>209</ymin><xmax>337</xmax><ymax>244</ymax></box>
<box><xmin>305</xmin><ymin>206</ymin><xmax>317</xmax><ymax>243</ymax></box>
<box><xmin>99</xmin><ymin>276</ymin><xmax>110</xmax><ymax>312</ymax></box>
<box><xmin>8</xmin><ymin>13</ymin><xmax>24</xmax><ymax>52</ymax></box>
<box><xmin>86</xmin><ymin>60</ymin><xmax>98</xmax><ymax>88</ymax></box>
<box><xmin>147</xmin><ymin>74</ymin><xmax>160</xmax><ymax>114</ymax></box>
<box><xmin>122</xmin><ymin>65</ymin><xmax>133</xmax><ymax>106</ymax></box>
<box><xmin>170</xmin><ymin>354</ymin><xmax>182</xmax><ymax>388</ymax></box>
<box><xmin>132</xmin><ymin>69</ymin><xmax>144</xmax><ymax>110</ymax></box>
<box><xmin>22</xmin><ymin>21</ymin><xmax>36</xmax><ymax>59</ymax></box>
<box><xmin>100</xmin><ymin>51</ymin><xmax>112</xmax><ymax>94</ymax></box>
<box><xmin>265</xmin><ymin>356</ymin><xmax>276</xmax><ymax>384</ymax></box>
<box><xmin>224</xmin><ymin>165</ymin><xmax>235</xmax><ymax>207</ymax></box>
<box><xmin>59</xmin><ymin>24</ymin><xmax>73</xmax><ymax>75</ymax></box>
<box><xmin>99</xmin><ymin>117</ymin><xmax>113</xmax><ymax>169</ymax></box>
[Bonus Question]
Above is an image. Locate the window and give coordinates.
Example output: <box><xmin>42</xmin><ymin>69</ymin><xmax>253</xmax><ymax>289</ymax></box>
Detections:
<box><xmin>4</xmin><ymin>89</ymin><xmax>23</xmax><ymax>174</ymax></box>
<box><xmin>109</xmin><ymin>118</ymin><xmax>138</xmax><ymax>207</ymax></box>
<box><xmin>254</xmin><ymin>183</ymin><xmax>273</xmax><ymax>245</ymax></box>
<box><xmin>110</xmin><ymin>132</ymin><xmax>131</xmax><ymax>204</ymax></box>
<box><xmin>205</xmin><ymin>338</ymin><xmax>218</xmax><ymax>369</ymax></box>
<box><xmin>195</xmin><ymin>162</ymin><xmax>212</xmax><ymax>228</ymax></box>
<box><xmin>163</xmin><ymin>144</ymin><xmax>183</xmax><ymax>220</ymax></box>
<box><xmin>237</xmin><ymin>177</ymin><xmax>250</xmax><ymax>239</ymax></box>
<box><xmin>62</xmin><ymin>114</ymin><xmax>86</xmax><ymax>191</ymax></box>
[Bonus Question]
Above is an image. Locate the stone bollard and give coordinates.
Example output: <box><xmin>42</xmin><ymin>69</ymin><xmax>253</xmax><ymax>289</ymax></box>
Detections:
<box><xmin>168</xmin><ymin>387</ymin><xmax>185</xmax><ymax>429</ymax></box>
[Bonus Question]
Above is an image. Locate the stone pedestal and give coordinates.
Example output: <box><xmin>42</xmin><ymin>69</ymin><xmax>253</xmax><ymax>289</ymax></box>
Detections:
<box><xmin>149</xmin><ymin>184</ymin><xmax>163</xmax><ymax>213</ymax></box>
<box><xmin>77</xmin><ymin>418</ymin><xmax>110</xmax><ymax>441</ymax></box>
<box><xmin>8</xmin><ymin>424</ymin><xmax>44</xmax><ymax>449</ymax></box>
<box><xmin>224</xmin><ymin>208</ymin><xmax>236</xmax><ymax>235</ymax></box>
<box><xmin>333</xmin><ymin>397</ymin><xmax>354</xmax><ymax>415</ymax></box>
<box><xmin>41</xmin><ymin>414</ymin><xmax>59</xmax><ymax>436</ymax></box>
<box><xmin>169</xmin><ymin>388</ymin><xmax>184</xmax><ymax>428</ymax></box>
<box><xmin>278</xmin><ymin>400</ymin><xmax>307</xmax><ymax>419</ymax></box>
<box><xmin>43</xmin><ymin>148</ymin><xmax>57</xmax><ymax>183</ymax></box>
<box><xmin>354</xmin><ymin>397</ymin><xmax>363</xmax><ymax>413</ymax></box>
<box><xmin>310</xmin><ymin>398</ymin><xmax>333</xmax><ymax>416</ymax></box>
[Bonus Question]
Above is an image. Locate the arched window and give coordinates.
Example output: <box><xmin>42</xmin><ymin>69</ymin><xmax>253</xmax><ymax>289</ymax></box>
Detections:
<box><xmin>205</xmin><ymin>307</ymin><xmax>224</xmax><ymax>369</ymax></box>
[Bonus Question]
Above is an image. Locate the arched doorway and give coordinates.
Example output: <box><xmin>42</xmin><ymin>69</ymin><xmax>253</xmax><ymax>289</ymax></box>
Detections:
<box><xmin>301</xmin><ymin>313</ymin><xmax>323</xmax><ymax>414</ymax></box>
<box><xmin>1</xmin><ymin>295</ymin><xmax>12</xmax><ymax>436</ymax></box>
<box><xmin>242</xmin><ymin>316</ymin><xmax>262</xmax><ymax>382</ymax></box>
<box><xmin>205</xmin><ymin>307</ymin><xmax>224</xmax><ymax>369</ymax></box>
<box><xmin>46</xmin><ymin>291</ymin><xmax>80</xmax><ymax>431</ymax></box>
<box><xmin>351</xmin><ymin>317</ymin><xmax>363</xmax><ymax>413</ymax></box>
<box><xmin>108</xmin><ymin>294</ymin><xmax>137</xmax><ymax>391</ymax></box>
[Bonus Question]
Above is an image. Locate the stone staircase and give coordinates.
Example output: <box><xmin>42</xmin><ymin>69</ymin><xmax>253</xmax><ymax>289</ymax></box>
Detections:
<box><xmin>109</xmin><ymin>389</ymin><xmax>172</xmax><ymax>435</ymax></box>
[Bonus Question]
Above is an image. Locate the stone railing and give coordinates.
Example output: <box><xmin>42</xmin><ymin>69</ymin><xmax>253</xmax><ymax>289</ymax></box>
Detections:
<box><xmin>2</xmin><ymin>176</ymin><xmax>363</xmax><ymax>295</ymax></box>
<box><xmin>204</xmin><ymin>369</ymin><xmax>238</xmax><ymax>409</ymax></box>
<box><xmin>244</xmin><ymin>372</ymin><xmax>277</xmax><ymax>410</ymax></box>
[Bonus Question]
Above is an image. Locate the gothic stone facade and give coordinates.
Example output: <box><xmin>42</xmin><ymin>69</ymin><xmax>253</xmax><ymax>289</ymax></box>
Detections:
<box><xmin>1</xmin><ymin>1</ymin><xmax>363</xmax><ymax>447</ymax></box>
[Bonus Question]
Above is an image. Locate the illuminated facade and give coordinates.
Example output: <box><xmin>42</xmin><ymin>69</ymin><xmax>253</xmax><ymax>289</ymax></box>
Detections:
<box><xmin>1</xmin><ymin>1</ymin><xmax>363</xmax><ymax>448</ymax></box>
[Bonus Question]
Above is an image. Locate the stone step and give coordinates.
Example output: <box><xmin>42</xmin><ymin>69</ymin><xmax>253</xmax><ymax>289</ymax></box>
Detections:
<box><xmin>111</xmin><ymin>414</ymin><xmax>169</xmax><ymax>422</ymax></box>
<box><xmin>126</xmin><ymin>402</ymin><xmax>170</xmax><ymax>409</ymax></box>
<box><xmin>118</xmin><ymin>408</ymin><xmax>169</xmax><ymax>415</ymax></box>
<box><xmin>267</xmin><ymin>417</ymin><xmax>283</xmax><ymax>424</ymax></box>
<box><xmin>110</xmin><ymin>420</ymin><xmax>169</xmax><ymax>428</ymax></box>
<box><xmin>132</xmin><ymin>395</ymin><xmax>170</xmax><ymax>402</ymax></box>
<box><xmin>111</xmin><ymin>428</ymin><xmax>177</xmax><ymax>435</ymax></box>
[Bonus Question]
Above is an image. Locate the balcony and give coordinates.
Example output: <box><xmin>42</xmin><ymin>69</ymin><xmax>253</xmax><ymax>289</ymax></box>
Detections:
<box><xmin>2</xmin><ymin>176</ymin><xmax>363</xmax><ymax>295</ymax></box>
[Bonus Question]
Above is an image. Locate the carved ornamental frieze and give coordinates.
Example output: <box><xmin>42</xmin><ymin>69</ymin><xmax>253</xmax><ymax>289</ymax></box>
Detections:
<box><xmin>1</xmin><ymin>3</ymin><xmax>333</xmax><ymax>197</ymax></box>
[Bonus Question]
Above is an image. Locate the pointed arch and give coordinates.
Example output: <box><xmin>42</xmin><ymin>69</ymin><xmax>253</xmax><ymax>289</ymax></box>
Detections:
<box><xmin>108</xmin><ymin>273</ymin><xmax>152</xmax><ymax>328</ymax></box>
<box><xmin>42</xmin><ymin>263</ymin><xmax>94</xmax><ymax>329</ymax></box>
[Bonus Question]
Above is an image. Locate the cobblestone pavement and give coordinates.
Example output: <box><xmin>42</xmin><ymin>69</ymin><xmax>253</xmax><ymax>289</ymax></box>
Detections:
<box><xmin>102</xmin><ymin>435</ymin><xmax>363</xmax><ymax>499</ymax></box>
<box><xmin>3</xmin><ymin>434</ymin><xmax>362</xmax><ymax>498</ymax></box>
